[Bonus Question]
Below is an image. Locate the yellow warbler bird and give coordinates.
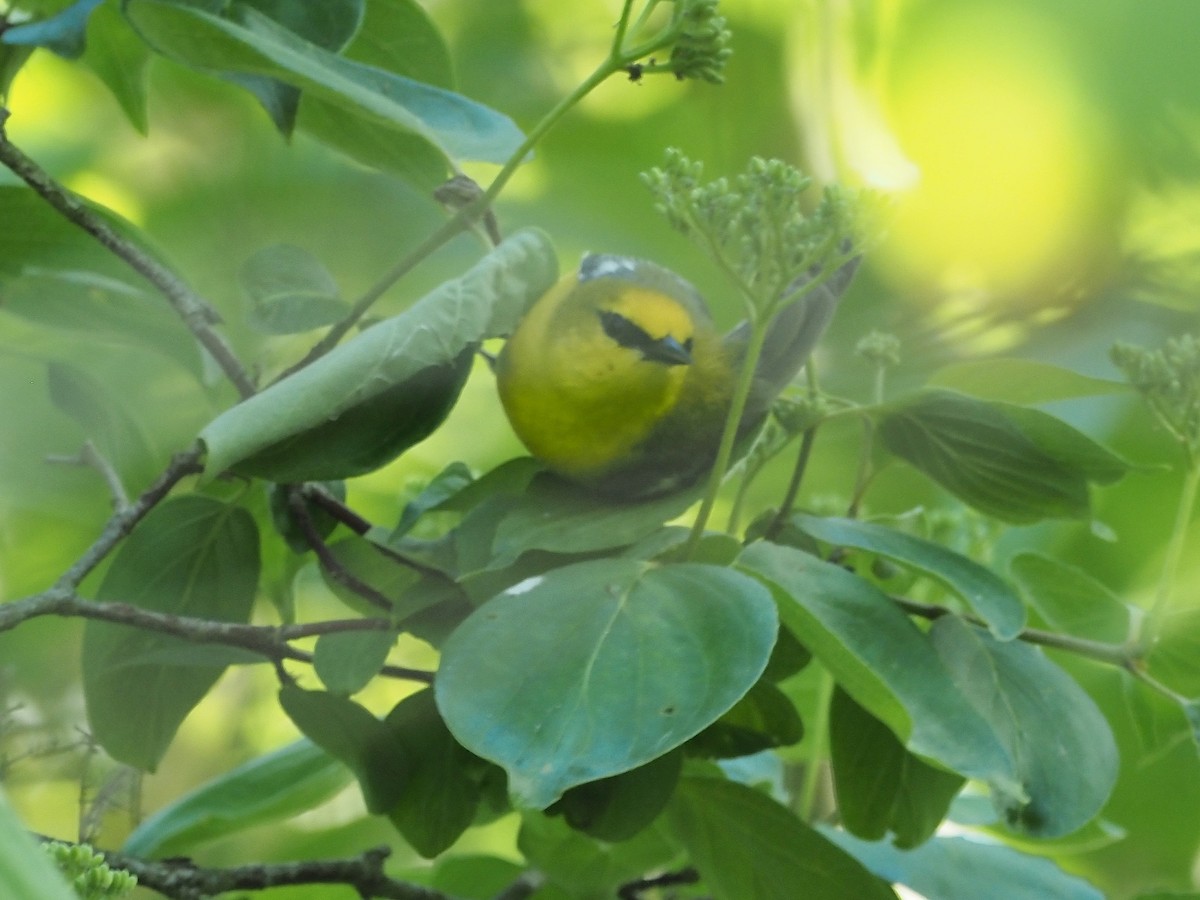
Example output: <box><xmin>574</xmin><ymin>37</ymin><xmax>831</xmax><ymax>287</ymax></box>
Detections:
<box><xmin>496</xmin><ymin>254</ymin><xmax>857</xmax><ymax>498</ymax></box>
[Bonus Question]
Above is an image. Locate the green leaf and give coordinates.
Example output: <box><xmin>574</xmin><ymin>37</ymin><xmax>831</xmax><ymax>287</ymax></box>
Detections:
<box><xmin>877</xmin><ymin>389</ymin><xmax>1127</xmax><ymax>522</ymax></box>
<box><xmin>518</xmin><ymin>812</ymin><xmax>679</xmax><ymax>896</ymax></box>
<box><xmin>928</xmin><ymin>358</ymin><xmax>1130</xmax><ymax>404</ymax></box>
<box><xmin>124</xmin><ymin>0</ymin><xmax>525</xmax><ymax>174</ymax></box>
<box><xmin>829</xmin><ymin>688</ymin><xmax>964</xmax><ymax>849</ymax></box>
<box><xmin>0</xmin><ymin>789</ymin><xmax>78</xmax><ymax>900</ymax></box>
<box><xmin>313</xmin><ymin>628</ymin><xmax>397</xmax><ymax>695</ymax></box>
<box><xmin>2</xmin><ymin>269</ymin><xmax>202</xmax><ymax>376</ymax></box>
<box><xmin>1009</xmin><ymin>552</ymin><xmax>1131</xmax><ymax>643</ymax></box>
<box><xmin>199</xmin><ymin>229</ymin><xmax>557</xmax><ymax>481</ymax></box>
<box><xmin>266</xmin><ymin>480</ymin><xmax>346</xmax><ymax>554</ymax></box>
<box><xmin>383</xmin><ymin>689</ymin><xmax>484</xmax><ymax>857</ymax></box>
<box><xmin>823</xmin><ymin>829</ymin><xmax>1105</xmax><ymax>900</ymax></box>
<box><xmin>391</xmin><ymin>461</ymin><xmax>474</xmax><ymax>538</ymax></box>
<box><xmin>551</xmin><ymin>750</ymin><xmax>682</xmax><ymax>843</ymax></box>
<box><xmin>122</xmin><ymin>739</ymin><xmax>352</xmax><ymax>857</ymax></box>
<box><xmin>737</xmin><ymin>543</ymin><xmax>1014</xmax><ymax>786</ymax></box>
<box><xmin>278</xmin><ymin>684</ymin><xmax>402</xmax><ymax>813</ymax></box>
<box><xmin>298</xmin><ymin>0</ymin><xmax>455</xmax><ymax>186</ymax></box>
<box><xmin>929</xmin><ymin>617</ymin><xmax>1118</xmax><ymax>837</ymax></box>
<box><xmin>1148</xmin><ymin>609</ymin><xmax>1200</xmax><ymax>698</ymax></box>
<box><xmin>666</xmin><ymin>776</ymin><xmax>898</xmax><ymax>900</ymax></box>
<box><xmin>793</xmin><ymin>513</ymin><xmax>1026</xmax><ymax>640</ymax></box>
<box><xmin>239</xmin><ymin>244</ymin><xmax>348</xmax><ymax>334</ymax></box>
<box><xmin>1</xmin><ymin>0</ymin><xmax>104</xmax><ymax>57</ymax></box>
<box><xmin>227</xmin><ymin>0</ymin><xmax>364</xmax><ymax>134</ymax></box>
<box><xmin>486</xmin><ymin>473</ymin><xmax>705</xmax><ymax>570</ymax></box>
<box><xmin>82</xmin><ymin>496</ymin><xmax>259</xmax><ymax>771</ymax></box>
<box><xmin>82</xmin><ymin>0</ymin><xmax>151</xmax><ymax>132</ymax></box>
<box><xmin>435</xmin><ymin>559</ymin><xmax>778</xmax><ymax>808</ymax></box>
<box><xmin>430</xmin><ymin>856</ymin><xmax>525</xmax><ymax>900</ymax></box>
<box><xmin>687</xmin><ymin>680</ymin><xmax>804</xmax><ymax>759</ymax></box>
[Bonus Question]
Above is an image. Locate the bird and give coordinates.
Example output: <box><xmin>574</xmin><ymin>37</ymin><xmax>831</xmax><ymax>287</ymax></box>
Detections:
<box><xmin>495</xmin><ymin>253</ymin><xmax>858</xmax><ymax>499</ymax></box>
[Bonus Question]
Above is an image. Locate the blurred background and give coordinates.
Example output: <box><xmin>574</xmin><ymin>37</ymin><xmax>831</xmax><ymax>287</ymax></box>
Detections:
<box><xmin>2</xmin><ymin>0</ymin><xmax>1199</xmax><ymax>895</ymax></box>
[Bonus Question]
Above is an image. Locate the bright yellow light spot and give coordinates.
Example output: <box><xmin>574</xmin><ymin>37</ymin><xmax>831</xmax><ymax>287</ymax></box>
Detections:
<box><xmin>64</xmin><ymin>172</ymin><xmax>145</xmax><ymax>225</ymax></box>
<box><xmin>878</xmin><ymin>5</ymin><xmax>1112</xmax><ymax>300</ymax></box>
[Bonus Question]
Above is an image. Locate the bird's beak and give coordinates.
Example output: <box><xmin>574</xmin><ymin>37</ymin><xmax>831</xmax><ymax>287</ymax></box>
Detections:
<box><xmin>642</xmin><ymin>335</ymin><xmax>693</xmax><ymax>367</ymax></box>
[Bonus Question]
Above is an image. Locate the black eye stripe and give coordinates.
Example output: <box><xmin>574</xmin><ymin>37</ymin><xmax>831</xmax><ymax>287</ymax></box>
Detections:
<box><xmin>598</xmin><ymin>309</ymin><xmax>654</xmax><ymax>350</ymax></box>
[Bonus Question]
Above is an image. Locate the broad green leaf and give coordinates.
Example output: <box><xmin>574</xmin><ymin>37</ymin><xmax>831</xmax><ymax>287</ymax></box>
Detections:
<box><xmin>667</xmin><ymin>776</ymin><xmax>897</xmax><ymax>900</ymax></box>
<box><xmin>551</xmin><ymin>750</ymin><xmax>682</xmax><ymax>843</ymax></box>
<box><xmin>793</xmin><ymin>513</ymin><xmax>1025</xmax><ymax>640</ymax></box>
<box><xmin>199</xmin><ymin>229</ymin><xmax>557</xmax><ymax>481</ymax></box>
<box><xmin>435</xmin><ymin>559</ymin><xmax>778</xmax><ymax>808</ymax></box>
<box><xmin>83</xmin><ymin>0</ymin><xmax>151</xmax><ymax>132</ymax></box>
<box><xmin>487</xmin><ymin>473</ymin><xmax>705</xmax><ymax>570</ymax></box>
<box><xmin>829</xmin><ymin>688</ymin><xmax>964</xmax><ymax>849</ymax></box>
<box><xmin>877</xmin><ymin>389</ymin><xmax>1126</xmax><ymax>522</ymax></box>
<box><xmin>299</xmin><ymin>0</ymin><xmax>455</xmax><ymax>186</ymax></box>
<box><xmin>928</xmin><ymin>358</ymin><xmax>1129</xmax><ymax>404</ymax></box>
<box><xmin>239</xmin><ymin>243</ymin><xmax>348</xmax><ymax>334</ymax></box>
<box><xmin>313</xmin><ymin>628</ymin><xmax>397</xmax><ymax>695</ymax></box>
<box><xmin>737</xmin><ymin>542</ymin><xmax>1014</xmax><ymax>787</ymax></box>
<box><xmin>124</xmin><ymin>0</ymin><xmax>525</xmax><ymax>174</ymax></box>
<box><xmin>1009</xmin><ymin>553</ymin><xmax>1131</xmax><ymax>643</ymax></box>
<box><xmin>225</xmin><ymin>0</ymin><xmax>363</xmax><ymax>134</ymax></box>
<box><xmin>823</xmin><ymin>829</ymin><xmax>1105</xmax><ymax>900</ymax></box>
<box><xmin>518</xmin><ymin>812</ymin><xmax>679</xmax><ymax>897</ymax></box>
<box><xmin>929</xmin><ymin>617</ymin><xmax>1118</xmax><ymax>837</ymax></box>
<box><xmin>0</xmin><ymin>789</ymin><xmax>78</xmax><ymax>900</ymax></box>
<box><xmin>83</xmin><ymin>496</ymin><xmax>259</xmax><ymax>771</ymax></box>
<box><xmin>383</xmin><ymin>689</ymin><xmax>486</xmax><ymax>857</ymax></box>
<box><xmin>122</xmin><ymin>739</ymin><xmax>352</xmax><ymax>857</ymax></box>
<box><xmin>278</xmin><ymin>685</ymin><xmax>403</xmax><ymax>813</ymax></box>
<box><xmin>1</xmin><ymin>0</ymin><xmax>104</xmax><ymax>57</ymax></box>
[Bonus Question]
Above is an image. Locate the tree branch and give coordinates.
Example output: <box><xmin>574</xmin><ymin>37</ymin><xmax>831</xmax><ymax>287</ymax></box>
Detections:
<box><xmin>0</xmin><ymin>108</ymin><xmax>257</xmax><ymax>399</ymax></box>
<box><xmin>0</xmin><ymin>591</ymin><xmax>433</xmax><ymax>684</ymax></box>
<box><xmin>45</xmin><ymin>840</ymin><xmax>447</xmax><ymax>900</ymax></box>
<box><xmin>287</xmin><ymin>486</ymin><xmax>394</xmax><ymax>612</ymax></box>
<box><xmin>53</xmin><ymin>447</ymin><xmax>205</xmax><ymax>591</ymax></box>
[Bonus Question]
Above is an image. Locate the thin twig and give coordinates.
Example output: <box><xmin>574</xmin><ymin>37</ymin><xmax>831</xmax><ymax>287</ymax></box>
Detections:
<box><xmin>764</xmin><ymin>425</ymin><xmax>819</xmax><ymax>540</ymax></box>
<box><xmin>893</xmin><ymin>597</ymin><xmax>1135</xmax><ymax>668</ymax></box>
<box><xmin>617</xmin><ymin>867</ymin><xmax>701</xmax><ymax>899</ymax></box>
<box><xmin>0</xmin><ymin>591</ymin><xmax>434</xmax><ymax>684</ymax></box>
<box><xmin>287</xmin><ymin>486</ymin><xmax>394</xmax><ymax>612</ymax></box>
<box><xmin>0</xmin><ymin>108</ymin><xmax>256</xmax><ymax>398</ymax></box>
<box><xmin>46</xmin><ymin>441</ymin><xmax>131</xmax><ymax>512</ymax></box>
<box><xmin>53</xmin><ymin>447</ymin><xmax>205</xmax><ymax>591</ymax></box>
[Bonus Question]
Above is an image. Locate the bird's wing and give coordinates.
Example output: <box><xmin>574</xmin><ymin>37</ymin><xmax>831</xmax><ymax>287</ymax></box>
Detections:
<box><xmin>728</xmin><ymin>256</ymin><xmax>862</xmax><ymax>428</ymax></box>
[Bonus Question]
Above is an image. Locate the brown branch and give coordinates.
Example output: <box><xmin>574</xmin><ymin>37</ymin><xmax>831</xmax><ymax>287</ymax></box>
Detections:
<box><xmin>0</xmin><ymin>591</ymin><xmax>434</xmax><ymax>684</ymax></box>
<box><xmin>42</xmin><ymin>840</ymin><xmax>447</xmax><ymax>900</ymax></box>
<box><xmin>287</xmin><ymin>486</ymin><xmax>394</xmax><ymax>612</ymax></box>
<box><xmin>618</xmin><ymin>867</ymin><xmax>701</xmax><ymax>899</ymax></box>
<box><xmin>53</xmin><ymin>447</ymin><xmax>205</xmax><ymax>591</ymax></box>
<box><xmin>0</xmin><ymin>107</ymin><xmax>257</xmax><ymax>399</ymax></box>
